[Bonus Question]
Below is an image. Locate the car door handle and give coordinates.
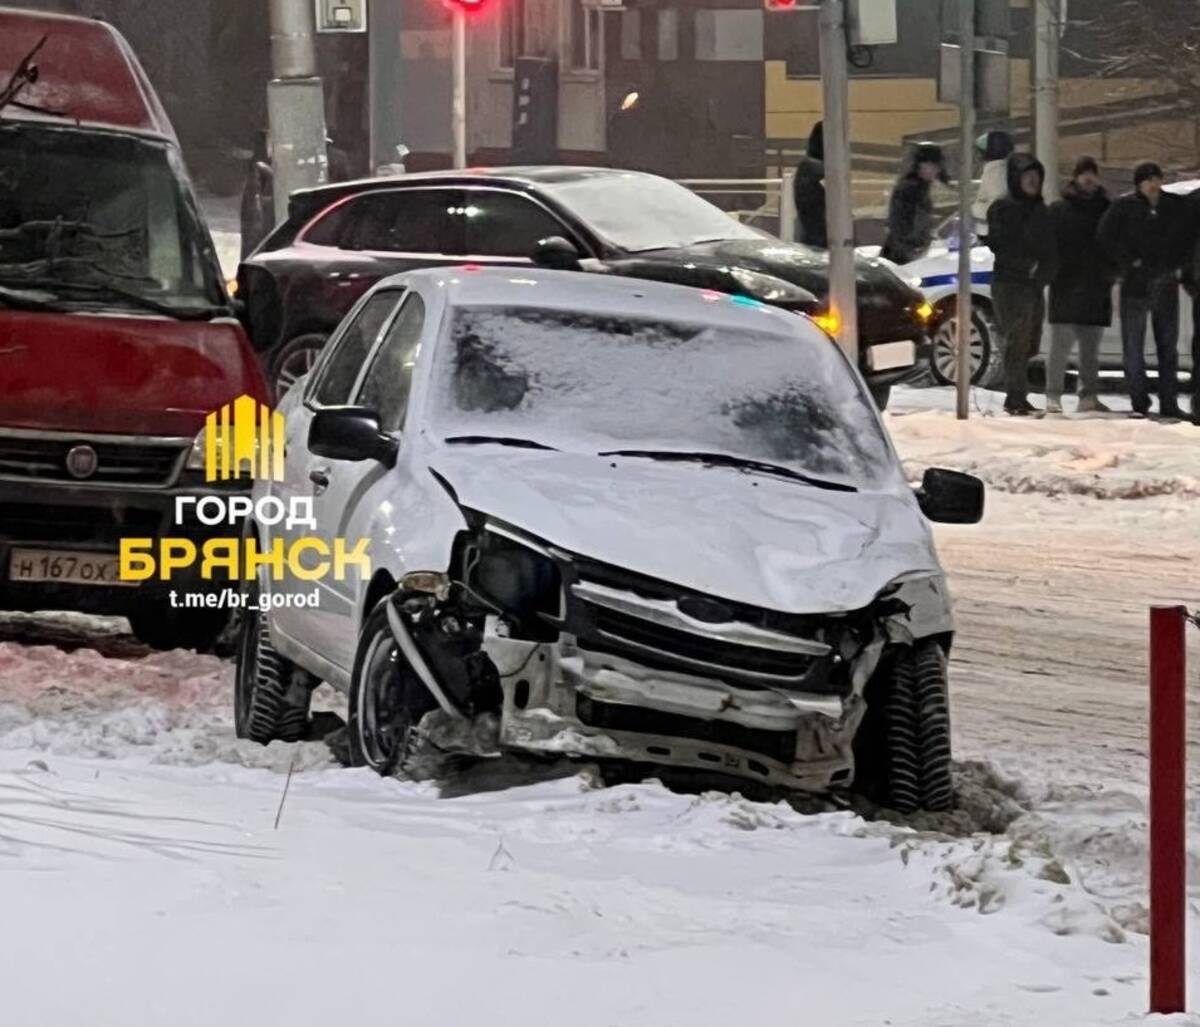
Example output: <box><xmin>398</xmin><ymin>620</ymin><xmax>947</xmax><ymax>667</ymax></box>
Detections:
<box><xmin>309</xmin><ymin>467</ymin><xmax>331</xmax><ymax>494</ymax></box>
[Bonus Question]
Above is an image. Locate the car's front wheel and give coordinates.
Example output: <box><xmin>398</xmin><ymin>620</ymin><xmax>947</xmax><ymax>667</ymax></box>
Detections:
<box><xmin>269</xmin><ymin>333</ymin><xmax>327</xmax><ymax>399</ymax></box>
<box><xmin>235</xmin><ymin>585</ymin><xmax>313</xmax><ymax>743</ymax></box>
<box><xmin>348</xmin><ymin>600</ymin><xmax>440</xmax><ymax>775</ymax></box>
<box><xmin>854</xmin><ymin>640</ymin><xmax>954</xmax><ymax>814</ymax></box>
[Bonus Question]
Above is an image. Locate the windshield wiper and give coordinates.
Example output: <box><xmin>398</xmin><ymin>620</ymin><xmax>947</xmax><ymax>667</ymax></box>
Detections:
<box><xmin>600</xmin><ymin>449</ymin><xmax>857</xmax><ymax>492</ymax></box>
<box><xmin>0</xmin><ymin>273</ymin><xmax>223</xmax><ymax>321</ymax></box>
<box><xmin>444</xmin><ymin>435</ymin><xmax>558</xmax><ymax>451</ymax></box>
<box><xmin>0</xmin><ymin>283</ymin><xmax>68</xmax><ymax>312</ymax></box>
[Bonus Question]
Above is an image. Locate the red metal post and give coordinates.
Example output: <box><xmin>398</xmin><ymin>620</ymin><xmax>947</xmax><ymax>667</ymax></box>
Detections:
<box><xmin>1150</xmin><ymin>605</ymin><xmax>1187</xmax><ymax>1015</ymax></box>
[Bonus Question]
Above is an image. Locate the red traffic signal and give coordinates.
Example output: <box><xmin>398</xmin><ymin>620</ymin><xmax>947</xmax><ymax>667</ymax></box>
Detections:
<box><xmin>446</xmin><ymin>0</ymin><xmax>489</xmax><ymax>9</ymax></box>
<box><xmin>765</xmin><ymin>0</ymin><xmax>802</xmax><ymax>9</ymax></box>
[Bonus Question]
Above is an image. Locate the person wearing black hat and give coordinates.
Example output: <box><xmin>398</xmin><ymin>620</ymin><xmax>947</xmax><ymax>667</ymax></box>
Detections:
<box><xmin>1097</xmin><ymin>161</ymin><xmax>1189</xmax><ymax>418</ymax></box>
<box><xmin>794</xmin><ymin>121</ymin><xmax>827</xmax><ymax>248</ymax></box>
<box><xmin>880</xmin><ymin>142</ymin><xmax>950</xmax><ymax>265</ymax></box>
<box><xmin>1046</xmin><ymin>157</ymin><xmax>1115</xmax><ymax>414</ymax></box>
<box><xmin>987</xmin><ymin>153</ymin><xmax>1059</xmax><ymax>415</ymax></box>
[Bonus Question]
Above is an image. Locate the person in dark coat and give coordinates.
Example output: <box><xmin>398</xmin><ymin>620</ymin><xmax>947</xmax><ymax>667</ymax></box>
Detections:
<box><xmin>239</xmin><ymin>130</ymin><xmax>274</xmax><ymax>260</ymax></box>
<box><xmin>987</xmin><ymin>153</ymin><xmax>1059</xmax><ymax>415</ymax></box>
<box><xmin>1097</xmin><ymin>161</ymin><xmax>1188</xmax><ymax>418</ymax></box>
<box><xmin>793</xmin><ymin>121</ymin><xmax>826</xmax><ymax>248</ymax></box>
<box><xmin>880</xmin><ymin>142</ymin><xmax>950</xmax><ymax>265</ymax></box>
<box><xmin>1178</xmin><ymin>188</ymin><xmax>1200</xmax><ymax>425</ymax></box>
<box><xmin>1046</xmin><ymin>157</ymin><xmax>1114</xmax><ymax>414</ymax></box>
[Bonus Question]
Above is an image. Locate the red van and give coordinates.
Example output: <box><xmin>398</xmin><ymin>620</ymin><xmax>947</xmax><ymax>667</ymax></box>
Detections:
<box><xmin>0</xmin><ymin>8</ymin><xmax>270</xmax><ymax>649</ymax></box>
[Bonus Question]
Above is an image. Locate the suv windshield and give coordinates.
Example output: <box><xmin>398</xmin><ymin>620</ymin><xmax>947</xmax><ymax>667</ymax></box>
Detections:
<box><xmin>543</xmin><ymin>173</ymin><xmax>763</xmax><ymax>253</ymax></box>
<box><xmin>0</xmin><ymin>125</ymin><xmax>225</xmax><ymax>317</ymax></box>
<box><xmin>431</xmin><ymin>306</ymin><xmax>896</xmax><ymax>489</ymax></box>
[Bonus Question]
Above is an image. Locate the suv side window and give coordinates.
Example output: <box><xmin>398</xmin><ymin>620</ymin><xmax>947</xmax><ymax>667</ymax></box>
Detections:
<box><xmin>338</xmin><ymin>189</ymin><xmax>466</xmax><ymax>255</ymax></box>
<box><xmin>310</xmin><ymin>291</ymin><xmax>404</xmax><ymax>406</ymax></box>
<box><xmin>357</xmin><ymin>293</ymin><xmax>427</xmax><ymax>432</ymax></box>
<box><xmin>301</xmin><ymin>199</ymin><xmax>357</xmax><ymax>247</ymax></box>
<box><xmin>463</xmin><ymin>191</ymin><xmax>571</xmax><ymax>258</ymax></box>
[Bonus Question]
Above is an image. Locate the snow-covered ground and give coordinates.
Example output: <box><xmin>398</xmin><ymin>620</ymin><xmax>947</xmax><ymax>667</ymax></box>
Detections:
<box><xmin>0</xmin><ymin>388</ymin><xmax>1197</xmax><ymax>1026</ymax></box>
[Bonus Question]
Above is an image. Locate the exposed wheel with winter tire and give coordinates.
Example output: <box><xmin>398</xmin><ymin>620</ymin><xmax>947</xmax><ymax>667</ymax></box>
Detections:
<box><xmin>855</xmin><ymin>639</ymin><xmax>955</xmax><ymax>814</ymax></box>
<box><xmin>235</xmin><ymin>584</ymin><xmax>312</xmax><ymax>743</ymax></box>
<box><xmin>930</xmin><ymin>303</ymin><xmax>997</xmax><ymax>388</ymax></box>
<box><xmin>348</xmin><ymin>600</ymin><xmax>440</xmax><ymax>776</ymax></box>
<box><xmin>269</xmin><ymin>333</ymin><xmax>327</xmax><ymax>399</ymax></box>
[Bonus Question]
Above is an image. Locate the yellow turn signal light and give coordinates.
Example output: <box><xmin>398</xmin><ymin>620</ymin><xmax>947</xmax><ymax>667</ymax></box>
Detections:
<box><xmin>915</xmin><ymin>300</ymin><xmax>935</xmax><ymax>323</ymax></box>
<box><xmin>812</xmin><ymin>311</ymin><xmax>841</xmax><ymax>338</ymax></box>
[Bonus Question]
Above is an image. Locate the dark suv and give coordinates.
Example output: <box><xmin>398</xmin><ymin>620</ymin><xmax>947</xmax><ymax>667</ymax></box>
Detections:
<box><xmin>238</xmin><ymin>167</ymin><xmax>932</xmax><ymax>405</ymax></box>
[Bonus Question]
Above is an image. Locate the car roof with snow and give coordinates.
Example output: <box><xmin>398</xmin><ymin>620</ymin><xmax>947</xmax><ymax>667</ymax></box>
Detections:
<box><xmin>390</xmin><ymin>266</ymin><xmax>815</xmax><ymax>336</ymax></box>
<box><xmin>0</xmin><ymin>6</ymin><xmax>175</xmax><ymax>141</ymax></box>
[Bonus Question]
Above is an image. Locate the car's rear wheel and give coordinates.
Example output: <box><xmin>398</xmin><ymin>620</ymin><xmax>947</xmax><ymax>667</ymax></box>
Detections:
<box><xmin>930</xmin><ymin>304</ymin><xmax>994</xmax><ymax>387</ymax></box>
<box><xmin>348</xmin><ymin>600</ymin><xmax>440</xmax><ymax>775</ymax></box>
<box><xmin>129</xmin><ymin>600</ymin><xmax>228</xmax><ymax>653</ymax></box>
<box><xmin>854</xmin><ymin>640</ymin><xmax>954</xmax><ymax>814</ymax></box>
<box><xmin>235</xmin><ymin>583</ymin><xmax>312</xmax><ymax>743</ymax></box>
<box><xmin>269</xmin><ymin>333</ymin><xmax>327</xmax><ymax>399</ymax></box>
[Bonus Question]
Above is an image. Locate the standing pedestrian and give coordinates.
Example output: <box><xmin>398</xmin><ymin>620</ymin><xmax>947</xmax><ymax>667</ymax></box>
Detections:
<box><xmin>987</xmin><ymin>154</ymin><xmax>1059</xmax><ymax>416</ymax></box>
<box><xmin>1046</xmin><ymin>157</ymin><xmax>1114</xmax><ymax>414</ymax></box>
<box><xmin>1097</xmin><ymin>161</ymin><xmax>1188</xmax><ymax>419</ymax></box>
<box><xmin>794</xmin><ymin>121</ymin><xmax>827</xmax><ymax>248</ymax></box>
<box><xmin>971</xmin><ymin>130</ymin><xmax>1015</xmax><ymax>243</ymax></box>
<box><xmin>1179</xmin><ymin>187</ymin><xmax>1200</xmax><ymax>425</ymax></box>
<box><xmin>880</xmin><ymin>142</ymin><xmax>949</xmax><ymax>265</ymax></box>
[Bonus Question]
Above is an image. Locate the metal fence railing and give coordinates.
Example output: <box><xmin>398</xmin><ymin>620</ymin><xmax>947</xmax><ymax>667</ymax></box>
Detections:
<box><xmin>676</xmin><ymin>174</ymin><xmax>797</xmax><ymax>241</ymax></box>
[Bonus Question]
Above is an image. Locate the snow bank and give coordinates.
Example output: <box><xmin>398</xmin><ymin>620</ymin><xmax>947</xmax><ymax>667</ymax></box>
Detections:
<box><xmin>888</xmin><ymin>408</ymin><xmax>1199</xmax><ymax>499</ymax></box>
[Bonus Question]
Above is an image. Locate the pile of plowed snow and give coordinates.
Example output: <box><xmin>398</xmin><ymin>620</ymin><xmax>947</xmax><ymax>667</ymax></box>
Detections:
<box><xmin>888</xmin><ymin>408</ymin><xmax>1198</xmax><ymax>499</ymax></box>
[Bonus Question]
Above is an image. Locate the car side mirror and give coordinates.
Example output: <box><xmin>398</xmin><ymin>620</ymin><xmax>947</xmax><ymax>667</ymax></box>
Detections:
<box><xmin>533</xmin><ymin>236</ymin><xmax>582</xmax><ymax>271</ymax></box>
<box><xmin>308</xmin><ymin>407</ymin><xmax>398</xmax><ymax>468</ymax></box>
<box><xmin>916</xmin><ymin>468</ymin><xmax>984</xmax><ymax>524</ymax></box>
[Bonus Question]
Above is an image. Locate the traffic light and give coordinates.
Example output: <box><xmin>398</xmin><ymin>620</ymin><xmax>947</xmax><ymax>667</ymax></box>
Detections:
<box><xmin>765</xmin><ymin>0</ymin><xmax>802</xmax><ymax>10</ymax></box>
<box><xmin>446</xmin><ymin>0</ymin><xmax>489</xmax><ymax>10</ymax></box>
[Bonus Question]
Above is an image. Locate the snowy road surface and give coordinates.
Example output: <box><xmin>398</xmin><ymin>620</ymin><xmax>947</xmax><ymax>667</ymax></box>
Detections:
<box><xmin>0</xmin><ymin>394</ymin><xmax>1197</xmax><ymax>1026</ymax></box>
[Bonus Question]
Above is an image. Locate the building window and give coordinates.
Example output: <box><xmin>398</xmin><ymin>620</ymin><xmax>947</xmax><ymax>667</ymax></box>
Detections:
<box><xmin>695</xmin><ymin>9</ymin><xmax>764</xmax><ymax>62</ymax></box>
<box><xmin>567</xmin><ymin>0</ymin><xmax>602</xmax><ymax>72</ymax></box>
<box><xmin>619</xmin><ymin>10</ymin><xmax>641</xmax><ymax>60</ymax></box>
<box><xmin>657</xmin><ymin>8</ymin><xmax>679</xmax><ymax>61</ymax></box>
<box><xmin>499</xmin><ymin>0</ymin><xmax>527</xmax><ymax>69</ymax></box>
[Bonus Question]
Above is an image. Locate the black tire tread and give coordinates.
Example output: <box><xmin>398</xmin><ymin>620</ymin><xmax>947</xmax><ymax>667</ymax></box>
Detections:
<box><xmin>914</xmin><ymin>642</ymin><xmax>954</xmax><ymax>812</ymax></box>
<box><xmin>884</xmin><ymin>653</ymin><xmax>921</xmax><ymax>814</ymax></box>
<box><xmin>238</xmin><ymin>610</ymin><xmax>310</xmax><ymax>744</ymax></box>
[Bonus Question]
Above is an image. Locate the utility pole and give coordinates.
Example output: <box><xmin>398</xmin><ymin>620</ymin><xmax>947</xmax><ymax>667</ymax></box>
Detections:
<box><xmin>268</xmin><ymin>0</ymin><xmax>329</xmax><ymax>219</ymax></box>
<box><xmin>1034</xmin><ymin>0</ymin><xmax>1062</xmax><ymax>202</ymax></box>
<box><xmin>955</xmin><ymin>0</ymin><xmax>975</xmax><ymax>421</ymax></box>
<box><xmin>451</xmin><ymin>4</ymin><xmax>467</xmax><ymax>168</ymax></box>
<box><xmin>818</xmin><ymin>0</ymin><xmax>858</xmax><ymax>363</ymax></box>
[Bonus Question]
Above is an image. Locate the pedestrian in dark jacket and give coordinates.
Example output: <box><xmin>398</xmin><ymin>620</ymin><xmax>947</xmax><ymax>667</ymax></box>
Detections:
<box><xmin>239</xmin><ymin>130</ymin><xmax>274</xmax><ymax>260</ymax></box>
<box><xmin>793</xmin><ymin>121</ymin><xmax>826</xmax><ymax>248</ymax></box>
<box><xmin>987</xmin><ymin>153</ymin><xmax>1059</xmax><ymax>415</ymax></box>
<box><xmin>1046</xmin><ymin>157</ymin><xmax>1113</xmax><ymax>414</ymax></box>
<box><xmin>880</xmin><ymin>142</ymin><xmax>949</xmax><ymax>265</ymax></box>
<box><xmin>1178</xmin><ymin>187</ymin><xmax>1200</xmax><ymax>425</ymax></box>
<box><xmin>1097</xmin><ymin>161</ymin><xmax>1188</xmax><ymax>418</ymax></box>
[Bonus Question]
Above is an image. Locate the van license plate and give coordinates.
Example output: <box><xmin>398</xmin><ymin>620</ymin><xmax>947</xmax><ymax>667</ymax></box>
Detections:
<box><xmin>868</xmin><ymin>340</ymin><xmax>917</xmax><ymax>372</ymax></box>
<box><xmin>8</xmin><ymin>549</ymin><xmax>132</xmax><ymax>587</ymax></box>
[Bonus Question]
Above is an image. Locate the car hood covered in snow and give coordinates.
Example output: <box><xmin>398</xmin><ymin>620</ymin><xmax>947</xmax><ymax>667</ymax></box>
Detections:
<box><xmin>429</xmin><ymin>447</ymin><xmax>942</xmax><ymax>615</ymax></box>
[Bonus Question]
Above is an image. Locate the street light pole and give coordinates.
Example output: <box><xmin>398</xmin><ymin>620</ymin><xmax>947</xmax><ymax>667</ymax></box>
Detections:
<box><xmin>818</xmin><ymin>0</ymin><xmax>858</xmax><ymax>364</ymax></box>
<box><xmin>267</xmin><ymin>0</ymin><xmax>329</xmax><ymax>218</ymax></box>
<box><xmin>1034</xmin><ymin>0</ymin><xmax>1062</xmax><ymax>202</ymax></box>
<box><xmin>452</xmin><ymin>5</ymin><xmax>467</xmax><ymax>168</ymax></box>
<box><xmin>956</xmin><ymin>0</ymin><xmax>976</xmax><ymax>421</ymax></box>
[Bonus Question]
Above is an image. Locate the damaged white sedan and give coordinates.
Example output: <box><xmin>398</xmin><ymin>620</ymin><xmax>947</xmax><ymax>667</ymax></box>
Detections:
<box><xmin>235</xmin><ymin>267</ymin><xmax>983</xmax><ymax>813</ymax></box>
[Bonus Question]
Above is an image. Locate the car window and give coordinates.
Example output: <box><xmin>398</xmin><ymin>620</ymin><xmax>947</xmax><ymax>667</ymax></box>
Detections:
<box><xmin>357</xmin><ymin>293</ymin><xmax>427</xmax><ymax>432</ymax></box>
<box><xmin>302</xmin><ymin>200</ymin><xmax>357</xmax><ymax>247</ymax></box>
<box><xmin>463</xmin><ymin>191</ymin><xmax>570</xmax><ymax>258</ymax></box>
<box><xmin>310</xmin><ymin>291</ymin><xmax>404</xmax><ymax>406</ymax></box>
<box><xmin>339</xmin><ymin>189</ymin><xmax>465</xmax><ymax>255</ymax></box>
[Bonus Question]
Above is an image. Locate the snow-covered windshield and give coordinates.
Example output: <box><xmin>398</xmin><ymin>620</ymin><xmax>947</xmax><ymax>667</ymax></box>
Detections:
<box><xmin>431</xmin><ymin>306</ymin><xmax>896</xmax><ymax>489</ymax></box>
<box><xmin>542</xmin><ymin>173</ymin><xmax>762</xmax><ymax>253</ymax></box>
